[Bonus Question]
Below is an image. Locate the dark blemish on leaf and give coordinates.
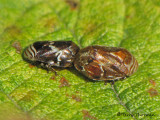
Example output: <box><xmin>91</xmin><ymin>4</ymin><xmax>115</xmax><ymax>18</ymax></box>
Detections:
<box><xmin>50</xmin><ymin>75</ymin><xmax>56</xmax><ymax>80</ymax></box>
<box><xmin>72</xmin><ymin>95</ymin><xmax>81</xmax><ymax>102</ymax></box>
<box><xmin>149</xmin><ymin>79</ymin><xmax>156</xmax><ymax>86</ymax></box>
<box><xmin>65</xmin><ymin>0</ymin><xmax>79</xmax><ymax>10</ymax></box>
<box><xmin>66</xmin><ymin>93</ymin><xmax>69</xmax><ymax>97</ymax></box>
<box><xmin>82</xmin><ymin>110</ymin><xmax>97</xmax><ymax>120</ymax></box>
<box><xmin>66</xmin><ymin>92</ymin><xmax>82</xmax><ymax>102</ymax></box>
<box><xmin>12</xmin><ymin>41</ymin><xmax>22</xmax><ymax>54</ymax></box>
<box><xmin>29</xmin><ymin>64</ymin><xmax>35</xmax><ymax>68</ymax></box>
<box><xmin>59</xmin><ymin>77</ymin><xmax>70</xmax><ymax>87</ymax></box>
<box><xmin>4</xmin><ymin>25</ymin><xmax>21</xmax><ymax>37</ymax></box>
<box><xmin>148</xmin><ymin>88</ymin><xmax>158</xmax><ymax>97</ymax></box>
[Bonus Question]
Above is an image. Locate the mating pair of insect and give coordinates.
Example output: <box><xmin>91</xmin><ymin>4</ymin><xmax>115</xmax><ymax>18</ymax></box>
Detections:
<box><xmin>23</xmin><ymin>41</ymin><xmax>138</xmax><ymax>82</ymax></box>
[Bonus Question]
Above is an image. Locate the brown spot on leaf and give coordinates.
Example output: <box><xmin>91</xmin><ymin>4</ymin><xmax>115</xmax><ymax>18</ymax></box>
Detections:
<box><xmin>59</xmin><ymin>77</ymin><xmax>70</xmax><ymax>87</ymax></box>
<box><xmin>82</xmin><ymin>110</ymin><xmax>97</xmax><ymax>120</ymax></box>
<box><xmin>148</xmin><ymin>88</ymin><xmax>158</xmax><ymax>97</ymax></box>
<box><xmin>66</xmin><ymin>93</ymin><xmax>69</xmax><ymax>97</ymax></box>
<box><xmin>4</xmin><ymin>25</ymin><xmax>21</xmax><ymax>37</ymax></box>
<box><xmin>65</xmin><ymin>0</ymin><xmax>79</xmax><ymax>10</ymax></box>
<box><xmin>29</xmin><ymin>64</ymin><xmax>35</xmax><ymax>68</ymax></box>
<box><xmin>72</xmin><ymin>95</ymin><xmax>81</xmax><ymax>102</ymax></box>
<box><xmin>50</xmin><ymin>75</ymin><xmax>56</xmax><ymax>80</ymax></box>
<box><xmin>12</xmin><ymin>41</ymin><xmax>22</xmax><ymax>54</ymax></box>
<box><xmin>149</xmin><ymin>80</ymin><xmax>156</xmax><ymax>86</ymax></box>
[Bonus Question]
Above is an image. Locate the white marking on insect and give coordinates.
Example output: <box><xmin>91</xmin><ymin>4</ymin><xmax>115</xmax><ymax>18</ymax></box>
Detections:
<box><xmin>48</xmin><ymin>60</ymin><xmax>55</xmax><ymax>65</ymax></box>
<box><xmin>100</xmin><ymin>65</ymin><xmax>104</xmax><ymax>76</ymax></box>
<box><xmin>50</xmin><ymin>41</ymin><xmax>55</xmax><ymax>44</ymax></box>
<box><xmin>107</xmin><ymin>76</ymin><xmax>114</xmax><ymax>78</ymax></box>
<box><xmin>41</xmin><ymin>63</ymin><xmax>44</xmax><ymax>67</ymax></box>
<box><xmin>55</xmin><ymin>50</ymin><xmax>63</xmax><ymax>62</ymax></box>
<box><xmin>63</xmin><ymin>49</ymin><xmax>70</xmax><ymax>54</ymax></box>
<box><xmin>66</xmin><ymin>59</ymin><xmax>71</xmax><ymax>62</ymax></box>
<box><xmin>81</xmin><ymin>66</ymin><xmax>85</xmax><ymax>71</ymax></box>
<box><xmin>31</xmin><ymin>45</ymin><xmax>37</xmax><ymax>57</ymax></box>
<box><xmin>56</xmin><ymin>61</ymin><xmax>60</xmax><ymax>66</ymax></box>
<box><xmin>28</xmin><ymin>46</ymin><xmax>34</xmax><ymax>57</ymax></box>
<box><xmin>110</xmin><ymin>53</ymin><xmax>123</xmax><ymax>62</ymax></box>
<box><xmin>49</xmin><ymin>45</ymin><xmax>59</xmax><ymax>53</ymax></box>
<box><xmin>68</xmin><ymin>46</ymin><xmax>75</xmax><ymax>55</ymax></box>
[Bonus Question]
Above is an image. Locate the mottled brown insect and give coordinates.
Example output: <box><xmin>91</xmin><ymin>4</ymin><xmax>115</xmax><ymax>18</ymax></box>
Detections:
<box><xmin>74</xmin><ymin>46</ymin><xmax>138</xmax><ymax>81</ymax></box>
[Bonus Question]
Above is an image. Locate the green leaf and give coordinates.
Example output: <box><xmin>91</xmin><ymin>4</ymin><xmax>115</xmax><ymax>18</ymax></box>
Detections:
<box><xmin>0</xmin><ymin>0</ymin><xmax>160</xmax><ymax>120</ymax></box>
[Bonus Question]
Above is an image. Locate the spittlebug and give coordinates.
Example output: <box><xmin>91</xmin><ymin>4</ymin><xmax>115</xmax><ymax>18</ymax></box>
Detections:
<box><xmin>74</xmin><ymin>46</ymin><xmax>138</xmax><ymax>81</ymax></box>
<box><xmin>23</xmin><ymin>41</ymin><xmax>80</xmax><ymax>70</ymax></box>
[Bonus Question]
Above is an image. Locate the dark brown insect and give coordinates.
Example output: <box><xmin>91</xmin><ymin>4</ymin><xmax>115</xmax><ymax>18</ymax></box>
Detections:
<box><xmin>74</xmin><ymin>46</ymin><xmax>138</xmax><ymax>81</ymax></box>
<box><xmin>23</xmin><ymin>41</ymin><xmax>80</xmax><ymax>69</ymax></box>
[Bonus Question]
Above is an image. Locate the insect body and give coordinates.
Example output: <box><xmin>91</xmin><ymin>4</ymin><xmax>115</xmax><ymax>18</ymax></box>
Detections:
<box><xmin>23</xmin><ymin>41</ymin><xmax>80</xmax><ymax>68</ymax></box>
<box><xmin>74</xmin><ymin>46</ymin><xmax>138</xmax><ymax>81</ymax></box>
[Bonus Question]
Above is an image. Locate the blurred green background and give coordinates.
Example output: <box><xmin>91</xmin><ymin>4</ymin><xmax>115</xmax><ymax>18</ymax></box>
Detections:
<box><xmin>0</xmin><ymin>0</ymin><xmax>160</xmax><ymax>120</ymax></box>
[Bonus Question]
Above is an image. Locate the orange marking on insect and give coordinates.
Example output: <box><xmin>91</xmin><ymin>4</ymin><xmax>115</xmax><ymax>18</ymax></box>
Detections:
<box><xmin>114</xmin><ymin>51</ymin><xmax>126</xmax><ymax>62</ymax></box>
<box><xmin>85</xmin><ymin>63</ymin><xmax>102</xmax><ymax>78</ymax></box>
